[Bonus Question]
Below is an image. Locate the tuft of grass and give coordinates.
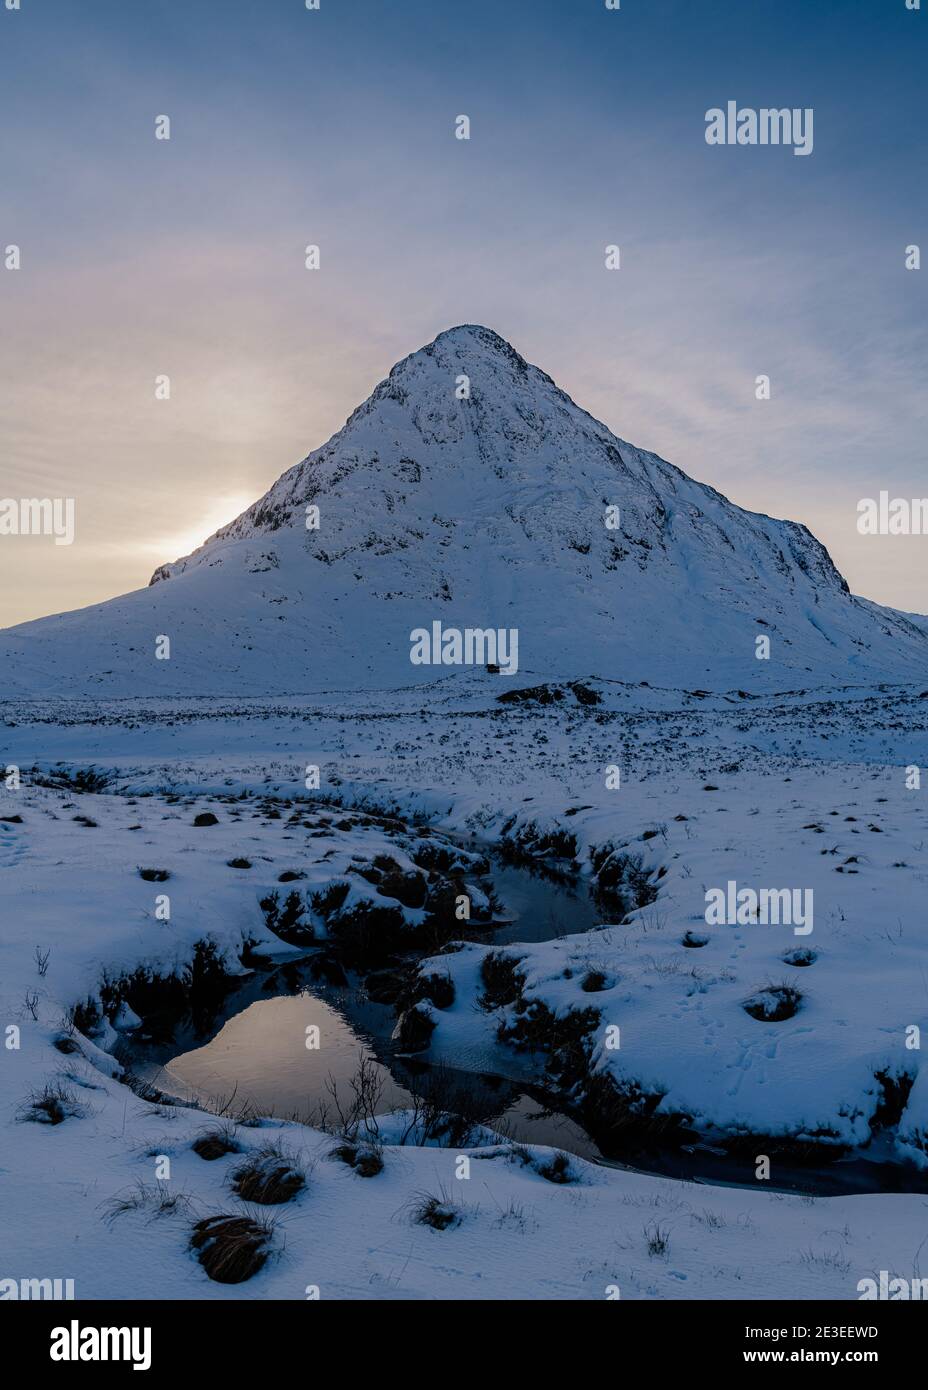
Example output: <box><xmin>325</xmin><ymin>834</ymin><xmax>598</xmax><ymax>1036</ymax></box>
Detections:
<box><xmin>230</xmin><ymin>1145</ymin><xmax>306</xmax><ymax>1204</ymax></box>
<box><xmin>478</xmin><ymin>951</ymin><xmax>522</xmax><ymax>1010</ymax></box>
<box><xmin>259</xmin><ymin>889</ymin><xmax>311</xmax><ymax>941</ymax></box>
<box><xmin>310</xmin><ymin>880</ymin><xmax>350</xmax><ymax>917</ymax></box>
<box><xmin>192</xmin><ymin>1123</ymin><xmax>241</xmax><ymax>1161</ymax></box>
<box><xmin>536</xmin><ymin>1151</ymin><xmax>577</xmax><ymax>1184</ymax></box>
<box><xmin>493</xmin><ymin>1197</ymin><xmax>531</xmax><ymax>1231</ymax></box>
<box><xmin>329</xmin><ymin>1140</ymin><xmax>384</xmax><ymax>1177</ymax></box>
<box><xmin>416</xmin><ymin>971</ymin><xmax>456</xmax><ymax>1010</ymax></box>
<box><xmin>138</xmin><ymin>867</ymin><xmax>170</xmax><ymax>882</ymax></box>
<box><xmin>798</xmin><ymin>1248</ymin><xmax>851</xmax><ymax>1274</ymax></box>
<box><xmin>102</xmin><ymin>1180</ymin><xmax>193</xmax><ymax>1225</ymax></box>
<box><xmin>190</xmin><ymin>1213</ymin><xmax>276</xmax><ymax>1283</ymax></box>
<box><xmin>782</xmin><ymin>947</ymin><xmax>817</xmax><ymax>967</ymax></box>
<box><xmin>18</xmin><ymin>1081</ymin><xmax>87</xmax><ymax>1125</ymax></box>
<box><xmin>407</xmin><ymin>1186</ymin><xmax>462</xmax><ymax>1231</ymax></box>
<box><xmin>121</xmin><ymin>1071</ymin><xmax>175</xmax><ymax>1105</ymax></box>
<box><xmin>743</xmin><ymin>982</ymin><xmax>803</xmax><ymax>1022</ymax></box>
<box><xmin>68</xmin><ymin>998</ymin><xmax>101</xmax><ymax>1037</ymax></box>
<box><xmin>39</xmin><ymin>766</ymin><xmax>110</xmax><ymax>793</ymax></box>
<box><xmin>644</xmin><ymin>1220</ymin><xmax>671</xmax><ymax>1257</ymax></box>
<box><xmin>682</xmin><ymin>930</ymin><xmax>709</xmax><ymax>948</ymax></box>
<box><xmin>226</xmin><ymin>857</ymin><xmax>252</xmax><ymax>869</ymax></box>
<box><xmin>691</xmin><ymin>1207</ymin><xmax>727</xmax><ymax>1231</ymax></box>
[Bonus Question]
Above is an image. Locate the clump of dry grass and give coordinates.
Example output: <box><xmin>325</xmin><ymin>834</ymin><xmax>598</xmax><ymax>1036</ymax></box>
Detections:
<box><xmin>102</xmin><ymin>1180</ymin><xmax>193</xmax><ymax>1225</ymax></box>
<box><xmin>536</xmin><ymin>1150</ymin><xmax>577</xmax><ymax>1184</ymax></box>
<box><xmin>743</xmin><ymin>982</ymin><xmax>803</xmax><ymax>1022</ymax></box>
<box><xmin>230</xmin><ymin>1144</ymin><xmax>307</xmax><ymax>1204</ymax></box>
<box><xmin>18</xmin><ymin>1080</ymin><xmax>88</xmax><ymax>1125</ymax></box>
<box><xmin>192</xmin><ymin>1122</ymin><xmax>241</xmax><ymax>1161</ymax></box>
<box><xmin>329</xmin><ymin>1139</ymin><xmax>384</xmax><ymax>1177</ymax></box>
<box><xmin>190</xmin><ymin>1213</ymin><xmax>276</xmax><ymax>1283</ymax></box>
<box><xmin>645</xmin><ymin>1220</ymin><xmax>671</xmax><ymax>1257</ymax></box>
<box><xmin>406</xmin><ymin>1184</ymin><xmax>463</xmax><ymax>1231</ymax></box>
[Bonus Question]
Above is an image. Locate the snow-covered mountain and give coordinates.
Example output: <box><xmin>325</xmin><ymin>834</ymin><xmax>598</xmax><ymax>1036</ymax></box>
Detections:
<box><xmin>2</xmin><ymin>325</ymin><xmax>926</xmax><ymax>697</ymax></box>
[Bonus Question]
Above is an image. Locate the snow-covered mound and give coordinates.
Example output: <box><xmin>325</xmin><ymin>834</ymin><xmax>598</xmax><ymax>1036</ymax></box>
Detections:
<box><xmin>2</xmin><ymin>325</ymin><xmax>926</xmax><ymax>697</ymax></box>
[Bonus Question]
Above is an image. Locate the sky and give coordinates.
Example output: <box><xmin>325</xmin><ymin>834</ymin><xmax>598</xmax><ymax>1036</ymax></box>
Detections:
<box><xmin>1</xmin><ymin>0</ymin><xmax>925</xmax><ymax>628</ymax></box>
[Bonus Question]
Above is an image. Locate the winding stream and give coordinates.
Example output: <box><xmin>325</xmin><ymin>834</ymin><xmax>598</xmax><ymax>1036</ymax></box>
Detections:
<box><xmin>121</xmin><ymin>840</ymin><xmax>928</xmax><ymax>1198</ymax></box>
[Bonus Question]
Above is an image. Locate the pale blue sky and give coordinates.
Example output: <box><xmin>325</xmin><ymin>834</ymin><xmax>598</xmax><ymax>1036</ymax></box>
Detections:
<box><xmin>1</xmin><ymin>0</ymin><xmax>925</xmax><ymax>624</ymax></box>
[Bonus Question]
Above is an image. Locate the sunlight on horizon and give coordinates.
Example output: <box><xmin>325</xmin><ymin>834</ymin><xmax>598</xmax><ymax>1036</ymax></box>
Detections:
<box><xmin>143</xmin><ymin>493</ymin><xmax>256</xmax><ymax>564</ymax></box>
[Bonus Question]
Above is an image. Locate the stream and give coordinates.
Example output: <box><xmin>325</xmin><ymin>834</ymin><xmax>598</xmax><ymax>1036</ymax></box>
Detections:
<box><xmin>120</xmin><ymin>837</ymin><xmax>928</xmax><ymax>1199</ymax></box>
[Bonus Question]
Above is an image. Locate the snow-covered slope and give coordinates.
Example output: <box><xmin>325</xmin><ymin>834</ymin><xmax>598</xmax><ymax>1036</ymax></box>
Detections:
<box><xmin>2</xmin><ymin>325</ymin><xmax>926</xmax><ymax>697</ymax></box>
<box><xmin>3</xmin><ymin>780</ymin><xmax>927</xmax><ymax>1301</ymax></box>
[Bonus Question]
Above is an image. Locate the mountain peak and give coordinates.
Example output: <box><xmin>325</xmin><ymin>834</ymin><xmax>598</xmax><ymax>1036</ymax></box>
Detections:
<box><xmin>418</xmin><ymin>324</ymin><xmax>521</xmax><ymax>355</ymax></box>
<box><xmin>2</xmin><ymin>328</ymin><xmax>926</xmax><ymax>698</ymax></box>
<box><xmin>432</xmin><ymin>323</ymin><xmax>511</xmax><ymax>346</ymax></box>
<box><xmin>384</xmin><ymin>324</ymin><xmax>537</xmax><ymax>389</ymax></box>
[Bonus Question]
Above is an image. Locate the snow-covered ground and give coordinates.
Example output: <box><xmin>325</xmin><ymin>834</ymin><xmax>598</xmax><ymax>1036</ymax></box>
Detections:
<box><xmin>3</xmin><ymin>680</ymin><xmax>928</xmax><ymax>1299</ymax></box>
<box><xmin>3</xmin><ymin>330</ymin><xmax>927</xmax><ymax>1299</ymax></box>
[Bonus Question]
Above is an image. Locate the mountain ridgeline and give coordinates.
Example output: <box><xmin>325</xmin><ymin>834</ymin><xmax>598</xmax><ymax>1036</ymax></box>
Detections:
<box><xmin>2</xmin><ymin>325</ymin><xmax>926</xmax><ymax>697</ymax></box>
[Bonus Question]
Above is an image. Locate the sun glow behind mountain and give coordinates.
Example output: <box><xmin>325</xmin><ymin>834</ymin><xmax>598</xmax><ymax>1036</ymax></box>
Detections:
<box><xmin>151</xmin><ymin>494</ymin><xmax>256</xmax><ymax>565</ymax></box>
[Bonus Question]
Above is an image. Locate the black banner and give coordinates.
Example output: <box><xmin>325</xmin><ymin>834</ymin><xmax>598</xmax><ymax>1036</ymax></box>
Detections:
<box><xmin>2</xmin><ymin>1299</ymin><xmax>923</xmax><ymax>1374</ymax></box>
